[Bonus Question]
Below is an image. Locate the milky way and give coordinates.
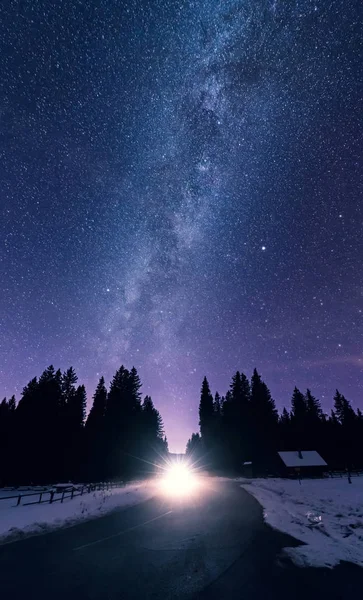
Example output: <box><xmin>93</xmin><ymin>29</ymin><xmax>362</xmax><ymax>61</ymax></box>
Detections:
<box><xmin>1</xmin><ymin>1</ymin><xmax>362</xmax><ymax>450</ymax></box>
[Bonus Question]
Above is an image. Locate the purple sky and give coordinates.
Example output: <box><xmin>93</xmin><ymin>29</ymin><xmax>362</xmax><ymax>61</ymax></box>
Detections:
<box><xmin>1</xmin><ymin>0</ymin><xmax>362</xmax><ymax>451</ymax></box>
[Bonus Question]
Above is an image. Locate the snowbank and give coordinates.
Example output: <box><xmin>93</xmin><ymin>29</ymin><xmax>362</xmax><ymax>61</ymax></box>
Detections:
<box><xmin>241</xmin><ymin>477</ymin><xmax>363</xmax><ymax>569</ymax></box>
<box><xmin>0</xmin><ymin>481</ymin><xmax>156</xmax><ymax>544</ymax></box>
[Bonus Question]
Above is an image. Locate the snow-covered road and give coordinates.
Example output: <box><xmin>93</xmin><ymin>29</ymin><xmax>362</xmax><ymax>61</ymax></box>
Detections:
<box><xmin>0</xmin><ymin>482</ymin><xmax>156</xmax><ymax>543</ymax></box>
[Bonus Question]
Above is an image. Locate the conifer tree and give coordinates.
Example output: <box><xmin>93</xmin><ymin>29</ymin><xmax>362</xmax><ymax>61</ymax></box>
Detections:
<box><xmin>86</xmin><ymin>377</ymin><xmax>107</xmax><ymax>434</ymax></box>
<box><xmin>199</xmin><ymin>377</ymin><xmax>214</xmax><ymax>449</ymax></box>
<box><xmin>214</xmin><ymin>392</ymin><xmax>222</xmax><ymax>416</ymax></box>
<box><xmin>85</xmin><ymin>376</ymin><xmax>107</xmax><ymax>480</ymax></box>
<box><xmin>250</xmin><ymin>369</ymin><xmax>278</xmax><ymax>472</ymax></box>
<box><xmin>333</xmin><ymin>390</ymin><xmax>356</xmax><ymax>469</ymax></box>
<box><xmin>0</xmin><ymin>399</ymin><xmax>10</xmax><ymax>484</ymax></box>
<box><xmin>186</xmin><ymin>432</ymin><xmax>202</xmax><ymax>462</ymax></box>
<box><xmin>279</xmin><ymin>407</ymin><xmax>291</xmax><ymax>450</ymax></box>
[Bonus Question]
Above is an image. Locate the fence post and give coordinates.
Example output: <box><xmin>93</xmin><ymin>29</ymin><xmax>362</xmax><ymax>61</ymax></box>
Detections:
<box><xmin>39</xmin><ymin>493</ymin><xmax>42</xmax><ymax>504</ymax></box>
<box><xmin>71</xmin><ymin>489</ymin><xmax>74</xmax><ymax>499</ymax></box>
<box><xmin>61</xmin><ymin>491</ymin><xmax>65</xmax><ymax>503</ymax></box>
<box><xmin>17</xmin><ymin>494</ymin><xmax>21</xmax><ymax>506</ymax></box>
<box><xmin>50</xmin><ymin>491</ymin><xmax>54</xmax><ymax>504</ymax></box>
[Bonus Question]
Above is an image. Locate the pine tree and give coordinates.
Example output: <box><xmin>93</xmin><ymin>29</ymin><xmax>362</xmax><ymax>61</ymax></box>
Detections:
<box><xmin>142</xmin><ymin>396</ymin><xmax>164</xmax><ymax>440</ymax></box>
<box><xmin>280</xmin><ymin>407</ymin><xmax>291</xmax><ymax>426</ymax></box>
<box><xmin>222</xmin><ymin>390</ymin><xmax>232</xmax><ymax>413</ymax></box>
<box><xmin>70</xmin><ymin>385</ymin><xmax>87</xmax><ymax>430</ymax></box>
<box><xmin>86</xmin><ymin>377</ymin><xmax>107</xmax><ymax>434</ymax></box>
<box><xmin>62</xmin><ymin>367</ymin><xmax>78</xmax><ymax>438</ymax></box>
<box><xmin>85</xmin><ymin>376</ymin><xmax>108</xmax><ymax>480</ymax></box>
<box><xmin>67</xmin><ymin>384</ymin><xmax>87</xmax><ymax>479</ymax></box>
<box><xmin>62</xmin><ymin>367</ymin><xmax>78</xmax><ymax>405</ymax></box>
<box><xmin>17</xmin><ymin>377</ymin><xmax>38</xmax><ymax>418</ymax></box>
<box><xmin>291</xmin><ymin>387</ymin><xmax>307</xmax><ymax>422</ymax></box>
<box><xmin>356</xmin><ymin>409</ymin><xmax>363</xmax><ymax>467</ymax></box>
<box><xmin>210</xmin><ymin>391</ymin><xmax>225</xmax><ymax>470</ymax></box>
<box><xmin>15</xmin><ymin>378</ymin><xmax>39</xmax><ymax>482</ymax></box>
<box><xmin>214</xmin><ymin>392</ymin><xmax>222</xmax><ymax>416</ymax></box>
<box><xmin>140</xmin><ymin>396</ymin><xmax>166</xmax><ymax>472</ymax></box>
<box><xmin>324</xmin><ymin>408</ymin><xmax>339</xmax><ymax>468</ymax></box>
<box><xmin>250</xmin><ymin>369</ymin><xmax>278</xmax><ymax>472</ymax></box>
<box><xmin>227</xmin><ymin>371</ymin><xmax>251</xmax><ymax>431</ymax></box>
<box><xmin>290</xmin><ymin>387</ymin><xmax>308</xmax><ymax>450</ymax></box>
<box><xmin>0</xmin><ymin>399</ymin><xmax>10</xmax><ymax>484</ymax></box>
<box><xmin>186</xmin><ymin>432</ymin><xmax>202</xmax><ymax>462</ymax></box>
<box><xmin>231</xmin><ymin>371</ymin><xmax>251</xmax><ymax>404</ymax></box>
<box><xmin>106</xmin><ymin>366</ymin><xmax>130</xmax><ymax>425</ymax></box>
<box><xmin>306</xmin><ymin>389</ymin><xmax>322</xmax><ymax>421</ymax></box>
<box><xmin>222</xmin><ymin>371</ymin><xmax>252</xmax><ymax>469</ymax></box>
<box><xmin>304</xmin><ymin>389</ymin><xmax>323</xmax><ymax>453</ymax></box>
<box><xmin>126</xmin><ymin>367</ymin><xmax>143</xmax><ymax>471</ymax></box>
<box><xmin>57</xmin><ymin>367</ymin><xmax>79</xmax><ymax>480</ymax></box>
<box><xmin>8</xmin><ymin>395</ymin><xmax>16</xmax><ymax>412</ymax></box>
<box><xmin>6</xmin><ymin>395</ymin><xmax>16</xmax><ymax>481</ymax></box>
<box><xmin>161</xmin><ymin>436</ymin><xmax>169</xmax><ymax>454</ymax></box>
<box><xmin>333</xmin><ymin>390</ymin><xmax>356</xmax><ymax>427</ymax></box>
<box><xmin>104</xmin><ymin>366</ymin><xmax>144</xmax><ymax>477</ymax></box>
<box><xmin>333</xmin><ymin>390</ymin><xmax>356</xmax><ymax>469</ymax></box>
<box><xmin>129</xmin><ymin>366</ymin><xmax>142</xmax><ymax>409</ymax></box>
<box><xmin>199</xmin><ymin>377</ymin><xmax>214</xmax><ymax>448</ymax></box>
<box><xmin>279</xmin><ymin>407</ymin><xmax>291</xmax><ymax>450</ymax></box>
<box><xmin>24</xmin><ymin>366</ymin><xmax>63</xmax><ymax>482</ymax></box>
<box><xmin>251</xmin><ymin>369</ymin><xmax>278</xmax><ymax>427</ymax></box>
<box><xmin>219</xmin><ymin>390</ymin><xmax>233</xmax><ymax>469</ymax></box>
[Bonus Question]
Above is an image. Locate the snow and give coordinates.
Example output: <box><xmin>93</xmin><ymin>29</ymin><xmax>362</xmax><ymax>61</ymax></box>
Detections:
<box><xmin>52</xmin><ymin>483</ymin><xmax>81</xmax><ymax>491</ymax></box>
<box><xmin>278</xmin><ymin>450</ymin><xmax>327</xmax><ymax>467</ymax></box>
<box><xmin>241</xmin><ymin>477</ymin><xmax>363</xmax><ymax>569</ymax></box>
<box><xmin>0</xmin><ymin>481</ymin><xmax>156</xmax><ymax>544</ymax></box>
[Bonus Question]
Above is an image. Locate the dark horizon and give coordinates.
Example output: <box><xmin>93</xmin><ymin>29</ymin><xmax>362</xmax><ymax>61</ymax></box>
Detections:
<box><xmin>1</xmin><ymin>361</ymin><xmax>361</xmax><ymax>454</ymax></box>
<box><xmin>1</xmin><ymin>362</ymin><xmax>362</xmax><ymax>486</ymax></box>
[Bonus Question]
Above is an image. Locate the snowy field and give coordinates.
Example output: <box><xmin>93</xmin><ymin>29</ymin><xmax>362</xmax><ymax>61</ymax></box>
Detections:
<box><xmin>241</xmin><ymin>477</ymin><xmax>363</xmax><ymax>569</ymax></box>
<box><xmin>0</xmin><ymin>481</ymin><xmax>156</xmax><ymax>544</ymax></box>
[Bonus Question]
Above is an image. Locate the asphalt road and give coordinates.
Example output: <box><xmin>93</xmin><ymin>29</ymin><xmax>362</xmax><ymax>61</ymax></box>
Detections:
<box><xmin>0</xmin><ymin>478</ymin><xmax>362</xmax><ymax>600</ymax></box>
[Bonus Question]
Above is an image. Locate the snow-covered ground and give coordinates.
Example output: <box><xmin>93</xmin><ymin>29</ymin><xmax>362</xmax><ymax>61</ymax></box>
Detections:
<box><xmin>241</xmin><ymin>477</ymin><xmax>363</xmax><ymax>569</ymax></box>
<box><xmin>0</xmin><ymin>481</ymin><xmax>156</xmax><ymax>544</ymax></box>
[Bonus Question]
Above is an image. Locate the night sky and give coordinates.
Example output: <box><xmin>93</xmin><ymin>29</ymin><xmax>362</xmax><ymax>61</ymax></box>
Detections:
<box><xmin>1</xmin><ymin>1</ymin><xmax>362</xmax><ymax>451</ymax></box>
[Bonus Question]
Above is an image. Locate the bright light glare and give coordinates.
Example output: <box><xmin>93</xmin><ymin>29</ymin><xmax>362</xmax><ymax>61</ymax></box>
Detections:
<box><xmin>159</xmin><ymin>462</ymin><xmax>199</xmax><ymax>497</ymax></box>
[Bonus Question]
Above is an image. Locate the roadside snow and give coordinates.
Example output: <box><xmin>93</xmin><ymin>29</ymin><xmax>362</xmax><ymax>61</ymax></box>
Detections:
<box><xmin>241</xmin><ymin>477</ymin><xmax>363</xmax><ymax>569</ymax></box>
<box><xmin>0</xmin><ymin>481</ymin><xmax>156</xmax><ymax>544</ymax></box>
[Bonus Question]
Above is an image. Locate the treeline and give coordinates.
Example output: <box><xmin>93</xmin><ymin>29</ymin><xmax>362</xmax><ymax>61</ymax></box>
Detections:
<box><xmin>187</xmin><ymin>369</ymin><xmax>363</xmax><ymax>474</ymax></box>
<box><xmin>0</xmin><ymin>365</ymin><xmax>168</xmax><ymax>485</ymax></box>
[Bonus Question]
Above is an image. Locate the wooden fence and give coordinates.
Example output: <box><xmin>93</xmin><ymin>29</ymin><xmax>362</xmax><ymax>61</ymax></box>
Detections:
<box><xmin>328</xmin><ymin>470</ymin><xmax>363</xmax><ymax>479</ymax></box>
<box><xmin>0</xmin><ymin>481</ymin><xmax>124</xmax><ymax>507</ymax></box>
